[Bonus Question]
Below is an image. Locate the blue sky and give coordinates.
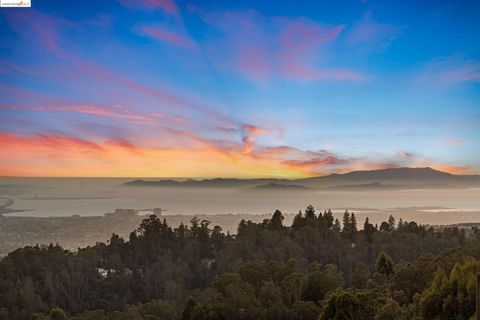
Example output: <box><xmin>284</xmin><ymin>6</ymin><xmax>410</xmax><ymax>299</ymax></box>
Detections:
<box><xmin>0</xmin><ymin>0</ymin><xmax>479</xmax><ymax>177</ymax></box>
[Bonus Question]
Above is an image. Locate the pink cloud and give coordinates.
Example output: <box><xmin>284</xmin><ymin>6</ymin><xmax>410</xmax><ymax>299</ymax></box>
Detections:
<box><xmin>71</xmin><ymin>58</ymin><xmax>237</xmax><ymax>127</ymax></box>
<box><xmin>280</xmin><ymin>20</ymin><xmax>344</xmax><ymax>49</ymax></box>
<box><xmin>35</xmin><ymin>133</ymin><xmax>104</xmax><ymax>152</ymax></box>
<box><xmin>439</xmin><ymin>64</ymin><xmax>480</xmax><ymax>84</ymax></box>
<box><xmin>236</xmin><ymin>44</ymin><xmax>270</xmax><ymax>82</ymax></box>
<box><xmin>0</xmin><ymin>84</ymin><xmax>63</xmax><ymax>105</ymax></box>
<box><xmin>255</xmin><ymin>146</ymin><xmax>333</xmax><ymax>161</ymax></box>
<box><xmin>4</xmin><ymin>9</ymin><xmax>72</xmax><ymax>56</ymax></box>
<box><xmin>282</xmin><ymin>156</ymin><xmax>344</xmax><ymax>169</ymax></box>
<box><xmin>241</xmin><ymin>124</ymin><xmax>270</xmax><ymax>154</ymax></box>
<box><xmin>140</xmin><ymin>26</ymin><xmax>195</xmax><ymax>50</ymax></box>
<box><xmin>3</xmin><ymin>8</ymin><xmax>237</xmax><ymax>131</ymax></box>
<box><xmin>283</xmin><ymin>65</ymin><xmax>364</xmax><ymax>81</ymax></box>
<box><xmin>414</xmin><ymin>55</ymin><xmax>480</xmax><ymax>87</ymax></box>
<box><xmin>120</xmin><ymin>0</ymin><xmax>178</xmax><ymax>15</ymax></box>
<box><xmin>397</xmin><ymin>151</ymin><xmax>413</xmax><ymax>158</ymax></box>
<box><xmin>105</xmin><ymin>138</ymin><xmax>144</xmax><ymax>154</ymax></box>
<box><xmin>0</xmin><ymin>104</ymin><xmax>162</xmax><ymax>122</ymax></box>
<box><xmin>1</xmin><ymin>128</ymin><xmax>476</xmax><ymax>177</ymax></box>
<box><xmin>194</xmin><ymin>9</ymin><xmax>363</xmax><ymax>82</ymax></box>
<box><xmin>252</xmin><ymin>146</ymin><xmax>351</xmax><ymax>174</ymax></box>
<box><xmin>345</xmin><ymin>11</ymin><xmax>401</xmax><ymax>48</ymax></box>
<box><xmin>447</xmin><ymin>139</ymin><xmax>465</xmax><ymax>145</ymax></box>
<box><xmin>4</xmin><ymin>57</ymin><xmax>238</xmax><ymax>134</ymax></box>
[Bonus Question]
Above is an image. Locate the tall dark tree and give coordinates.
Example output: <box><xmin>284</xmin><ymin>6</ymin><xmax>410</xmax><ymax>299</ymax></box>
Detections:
<box><xmin>269</xmin><ymin>210</ymin><xmax>284</xmax><ymax>230</ymax></box>
<box><xmin>363</xmin><ymin>217</ymin><xmax>375</xmax><ymax>243</ymax></box>
<box><xmin>292</xmin><ymin>210</ymin><xmax>305</xmax><ymax>230</ymax></box>
<box><xmin>324</xmin><ymin>209</ymin><xmax>334</xmax><ymax>229</ymax></box>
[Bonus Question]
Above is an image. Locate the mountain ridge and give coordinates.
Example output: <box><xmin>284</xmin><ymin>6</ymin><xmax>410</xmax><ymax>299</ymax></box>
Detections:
<box><xmin>123</xmin><ymin>167</ymin><xmax>480</xmax><ymax>189</ymax></box>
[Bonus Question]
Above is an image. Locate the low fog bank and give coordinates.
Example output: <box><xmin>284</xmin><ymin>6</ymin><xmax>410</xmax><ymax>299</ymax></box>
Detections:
<box><xmin>1</xmin><ymin>177</ymin><xmax>480</xmax><ymax>254</ymax></box>
<box><xmin>1</xmin><ymin>178</ymin><xmax>480</xmax><ymax>223</ymax></box>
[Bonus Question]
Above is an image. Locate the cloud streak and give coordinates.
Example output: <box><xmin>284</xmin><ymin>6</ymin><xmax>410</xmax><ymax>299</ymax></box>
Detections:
<box><xmin>1</xmin><ymin>3</ymin><xmax>477</xmax><ymax>177</ymax></box>
<box><xmin>0</xmin><ymin>104</ymin><xmax>162</xmax><ymax>121</ymax></box>
<box><xmin>1</xmin><ymin>130</ymin><xmax>473</xmax><ymax>178</ymax></box>
<box><xmin>139</xmin><ymin>26</ymin><xmax>195</xmax><ymax>50</ymax></box>
<box><xmin>194</xmin><ymin>8</ymin><xmax>364</xmax><ymax>82</ymax></box>
<box><xmin>414</xmin><ymin>55</ymin><xmax>480</xmax><ymax>87</ymax></box>
<box><xmin>119</xmin><ymin>0</ymin><xmax>179</xmax><ymax>16</ymax></box>
<box><xmin>345</xmin><ymin>11</ymin><xmax>401</xmax><ymax>49</ymax></box>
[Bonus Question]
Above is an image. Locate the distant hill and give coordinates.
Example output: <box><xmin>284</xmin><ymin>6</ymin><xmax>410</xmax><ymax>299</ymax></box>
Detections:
<box><xmin>325</xmin><ymin>182</ymin><xmax>404</xmax><ymax>191</ymax></box>
<box><xmin>301</xmin><ymin>167</ymin><xmax>480</xmax><ymax>188</ymax></box>
<box><xmin>123</xmin><ymin>167</ymin><xmax>480</xmax><ymax>190</ymax></box>
<box><xmin>304</xmin><ymin>167</ymin><xmax>453</xmax><ymax>182</ymax></box>
<box><xmin>324</xmin><ymin>182</ymin><xmax>465</xmax><ymax>191</ymax></box>
<box><xmin>243</xmin><ymin>183</ymin><xmax>314</xmax><ymax>192</ymax></box>
<box><xmin>123</xmin><ymin>178</ymin><xmax>283</xmax><ymax>188</ymax></box>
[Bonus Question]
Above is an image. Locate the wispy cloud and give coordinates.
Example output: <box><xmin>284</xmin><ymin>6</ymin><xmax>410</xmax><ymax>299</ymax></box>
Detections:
<box><xmin>193</xmin><ymin>8</ymin><xmax>363</xmax><ymax>82</ymax></box>
<box><xmin>0</xmin><ymin>104</ymin><xmax>162</xmax><ymax>122</ymax></box>
<box><xmin>1</xmin><ymin>3</ymin><xmax>477</xmax><ymax>177</ymax></box>
<box><xmin>139</xmin><ymin>25</ymin><xmax>195</xmax><ymax>50</ymax></box>
<box><xmin>446</xmin><ymin>139</ymin><xmax>465</xmax><ymax>145</ymax></box>
<box><xmin>0</xmin><ymin>129</ymin><xmax>476</xmax><ymax>177</ymax></box>
<box><xmin>3</xmin><ymin>9</ymin><xmax>73</xmax><ymax>57</ymax></box>
<box><xmin>344</xmin><ymin>11</ymin><xmax>402</xmax><ymax>50</ymax></box>
<box><xmin>241</xmin><ymin>124</ymin><xmax>269</xmax><ymax>154</ymax></box>
<box><xmin>119</xmin><ymin>0</ymin><xmax>179</xmax><ymax>16</ymax></box>
<box><xmin>414</xmin><ymin>55</ymin><xmax>480</xmax><ymax>87</ymax></box>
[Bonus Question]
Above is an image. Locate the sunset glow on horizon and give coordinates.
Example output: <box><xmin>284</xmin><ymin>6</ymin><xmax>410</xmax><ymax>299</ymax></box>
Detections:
<box><xmin>1</xmin><ymin>0</ymin><xmax>479</xmax><ymax>177</ymax></box>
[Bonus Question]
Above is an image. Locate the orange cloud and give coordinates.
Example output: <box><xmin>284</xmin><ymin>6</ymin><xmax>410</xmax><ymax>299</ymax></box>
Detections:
<box><xmin>0</xmin><ymin>131</ymin><xmax>303</xmax><ymax>178</ymax></box>
<box><xmin>0</xmin><ymin>130</ymin><xmax>475</xmax><ymax>178</ymax></box>
<box><xmin>241</xmin><ymin>124</ymin><xmax>269</xmax><ymax>154</ymax></box>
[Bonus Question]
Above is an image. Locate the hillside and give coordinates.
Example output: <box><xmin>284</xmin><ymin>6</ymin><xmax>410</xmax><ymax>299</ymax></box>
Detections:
<box><xmin>243</xmin><ymin>182</ymin><xmax>314</xmax><ymax>192</ymax></box>
<box><xmin>123</xmin><ymin>167</ymin><xmax>480</xmax><ymax>190</ymax></box>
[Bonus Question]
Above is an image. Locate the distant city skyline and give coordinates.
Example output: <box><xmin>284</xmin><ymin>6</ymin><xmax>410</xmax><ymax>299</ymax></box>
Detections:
<box><xmin>0</xmin><ymin>0</ymin><xmax>479</xmax><ymax>177</ymax></box>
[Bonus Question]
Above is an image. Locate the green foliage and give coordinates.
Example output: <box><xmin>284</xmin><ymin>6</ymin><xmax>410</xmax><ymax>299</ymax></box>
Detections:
<box><xmin>342</xmin><ymin>210</ymin><xmax>358</xmax><ymax>242</ymax></box>
<box><xmin>71</xmin><ymin>310</ymin><xmax>105</xmax><ymax>320</ymax></box>
<box><xmin>418</xmin><ymin>257</ymin><xmax>480</xmax><ymax>319</ymax></box>
<box><xmin>49</xmin><ymin>308</ymin><xmax>67</xmax><ymax>320</ymax></box>
<box><xmin>0</xmin><ymin>308</ymin><xmax>9</xmax><ymax>320</ymax></box>
<box><xmin>320</xmin><ymin>290</ymin><xmax>374</xmax><ymax>320</ymax></box>
<box><xmin>352</xmin><ymin>263</ymin><xmax>370</xmax><ymax>289</ymax></box>
<box><xmin>0</xmin><ymin>208</ymin><xmax>478</xmax><ymax>320</ymax></box>
<box><xmin>376</xmin><ymin>252</ymin><xmax>394</xmax><ymax>277</ymax></box>
<box><xmin>303</xmin><ymin>264</ymin><xmax>343</xmax><ymax>302</ymax></box>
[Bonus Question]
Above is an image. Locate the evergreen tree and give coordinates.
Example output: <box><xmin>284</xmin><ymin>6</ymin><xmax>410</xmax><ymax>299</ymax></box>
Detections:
<box><xmin>342</xmin><ymin>210</ymin><xmax>350</xmax><ymax>232</ymax></box>
<box><xmin>388</xmin><ymin>215</ymin><xmax>396</xmax><ymax>231</ymax></box>
<box><xmin>292</xmin><ymin>211</ymin><xmax>305</xmax><ymax>230</ymax></box>
<box><xmin>269</xmin><ymin>210</ymin><xmax>284</xmax><ymax>230</ymax></box>
<box><xmin>363</xmin><ymin>217</ymin><xmax>375</xmax><ymax>243</ymax></box>
<box><xmin>324</xmin><ymin>209</ymin><xmax>334</xmax><ymax>229</ymax></box>
<box><xmin>333</xmin><ymin>218</ymin><xmax>341</xmax><ymax>232</ymax></box>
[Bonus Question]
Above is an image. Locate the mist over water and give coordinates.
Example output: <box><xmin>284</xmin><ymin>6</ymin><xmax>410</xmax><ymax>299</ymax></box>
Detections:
<box><xmin>1</xmin><ymin>177</ymin><xmax>480</xmax><ymax>226</ymax></box>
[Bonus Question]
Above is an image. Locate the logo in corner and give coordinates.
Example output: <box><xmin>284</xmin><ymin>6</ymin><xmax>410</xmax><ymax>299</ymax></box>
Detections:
<box><xmin>1</xmin><ymin>0</ymin><xmax>31</xmax><ymax>7</ymax></box>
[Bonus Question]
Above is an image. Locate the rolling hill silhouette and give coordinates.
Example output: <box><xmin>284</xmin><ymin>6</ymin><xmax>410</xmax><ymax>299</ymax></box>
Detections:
<box><xmin>124</xmin><ymin>167</ymin><xmax>480</xmax><ymax>190</ymax></box>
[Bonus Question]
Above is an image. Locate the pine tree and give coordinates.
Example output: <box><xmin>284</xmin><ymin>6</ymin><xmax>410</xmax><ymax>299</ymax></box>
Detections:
<box><xmin>324</xmin><ymin>209</ymin><xmax>334</xmax><ymax>229</ymax></box>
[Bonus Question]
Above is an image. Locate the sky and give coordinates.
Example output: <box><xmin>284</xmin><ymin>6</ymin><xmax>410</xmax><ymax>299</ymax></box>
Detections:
<box><xmin>0</xmin><ymin>0</ymin><xmax>479</xmax><ymax>178</ymax></box>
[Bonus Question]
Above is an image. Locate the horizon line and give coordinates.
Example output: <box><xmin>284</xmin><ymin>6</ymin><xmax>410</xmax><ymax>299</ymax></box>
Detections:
<box><xmin>0</xmin><ymin>166</ymin><xmax>476</xmax><ymax>179</ymax></box>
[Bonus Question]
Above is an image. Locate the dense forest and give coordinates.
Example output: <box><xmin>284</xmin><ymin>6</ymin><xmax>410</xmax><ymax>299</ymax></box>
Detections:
<box><xmin>1</xmin><ymin>206</ymin><xmax>480</xmax><ymax>320</ymax></box>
